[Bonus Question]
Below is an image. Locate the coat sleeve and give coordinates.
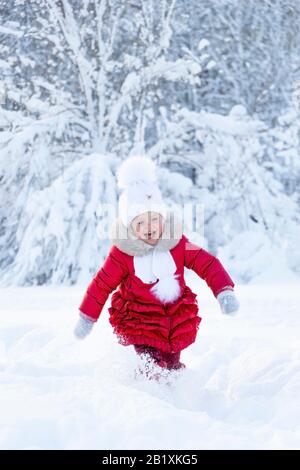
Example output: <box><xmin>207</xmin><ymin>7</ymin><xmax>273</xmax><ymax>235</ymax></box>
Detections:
<box><xmin>183</xmin><ymin>234</ymin><xmax>235</xmax><ymax>297</ymax></box>
<box><xmin>78</xmin><ymin>245</ymin><xmax>129</xmax><ymax>321</ymax></box>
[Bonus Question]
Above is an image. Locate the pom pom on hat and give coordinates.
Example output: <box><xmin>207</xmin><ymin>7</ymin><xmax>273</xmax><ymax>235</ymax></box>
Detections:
<box><xmin>116</xmin><ymin>156</ymin><xmax>157</xmax><ymax>190</ymax></box>
<box><xmin>116</xmin><ymin>156</ymin><xmax>167</xmax><ymax>228</ymax></box>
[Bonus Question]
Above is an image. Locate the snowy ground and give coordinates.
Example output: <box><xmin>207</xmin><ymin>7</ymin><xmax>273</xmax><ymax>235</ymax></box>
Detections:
<box><xmin>0</xmin><ymin>274</ymin><xmax>299</xmax><ymax>450</ymax></box>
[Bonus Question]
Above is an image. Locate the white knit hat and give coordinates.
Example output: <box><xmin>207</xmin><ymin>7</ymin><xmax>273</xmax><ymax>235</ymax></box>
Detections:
<box><xmin>116</xmin><ymin>156</ymin><xmax>167</xmax><ymax>228</ymax></box>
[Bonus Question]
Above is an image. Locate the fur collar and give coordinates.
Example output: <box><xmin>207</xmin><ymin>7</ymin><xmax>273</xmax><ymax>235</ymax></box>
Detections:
<box><xmin>108</xmin><ymin>210</ymin><xmax>183</xmax><ymax>256</ymax></box>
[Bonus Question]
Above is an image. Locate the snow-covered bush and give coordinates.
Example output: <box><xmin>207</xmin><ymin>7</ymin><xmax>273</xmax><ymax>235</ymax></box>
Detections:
<box><xmin>0</xmin><ymin>154</ymin><xmax>117</xmax><ymax>286</ymax></box>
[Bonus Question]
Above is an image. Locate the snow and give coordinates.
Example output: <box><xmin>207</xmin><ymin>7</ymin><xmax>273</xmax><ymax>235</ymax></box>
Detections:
<box><xmin>0</xmin><ymin>277</ymin><xmax>299</xmax><ymax>449</ymax></box>
<box><xmin>1</xmin><ymin>0</ymin><xmax>300</xmax><ymax>451</ymax></box>
<box><xmin>0</xmin><ymin>25</ymin><xmax>23</xmax><ymax>38</ymax></box>
<box><xmin>0</xmin><ymin>154</ymin><xmax>117</xmax><ymax>286</ymax></box>
<box><xmin>218</xmin><ymin>229</ymin><xmax>300</xmax><ymax>284</ymax></box>
<box><xmin>179</xmin><ymin>108</ymin><xmax>267</xmax><ymax>136</ymax></box>
<box><xmin>198</xmin><ymin>39</ymin><xmax>210</xmax><ymax>51</ymax></box>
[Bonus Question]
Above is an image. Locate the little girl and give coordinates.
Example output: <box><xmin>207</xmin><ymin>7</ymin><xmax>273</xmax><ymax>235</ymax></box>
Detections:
<box><xmin>74</xmin><ymin>156</ymin><xmax>239</xmax><ymax>378</ymax></box>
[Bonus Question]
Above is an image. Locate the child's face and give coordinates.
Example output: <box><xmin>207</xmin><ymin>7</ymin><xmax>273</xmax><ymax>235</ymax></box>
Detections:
<box><xmin>130</xmin><ymin>212</ymin><xmax>164</xmax><ymax>245</ymax></box>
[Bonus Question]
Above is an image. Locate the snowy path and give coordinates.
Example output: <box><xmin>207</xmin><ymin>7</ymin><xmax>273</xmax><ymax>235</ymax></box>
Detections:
<box><xmin>0</xmin><ymin>276</ymin><xmax>299</xmax><ymax>449</ymax></box>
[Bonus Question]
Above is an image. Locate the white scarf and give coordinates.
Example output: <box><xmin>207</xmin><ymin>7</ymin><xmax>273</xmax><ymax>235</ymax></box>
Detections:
<box><xmin>133</xmin><ymin>246</ymin><xmax>181</xmax><ymax>304</ymax></box>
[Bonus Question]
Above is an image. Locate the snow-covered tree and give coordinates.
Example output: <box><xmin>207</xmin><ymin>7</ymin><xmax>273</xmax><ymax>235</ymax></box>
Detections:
<box><xmin>0</xmin><ymin>0</ymin><xmax>213</xmax><ymax>285</ymax></box>
<box><xmin>1</xmin><ymin>0</ymin><xmax>300</xmax><ymax>285</ymax></box>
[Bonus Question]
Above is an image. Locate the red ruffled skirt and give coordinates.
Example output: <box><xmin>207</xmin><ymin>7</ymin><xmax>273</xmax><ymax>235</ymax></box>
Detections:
<box><xmin>108</xmin><ymin>284</ymin><xmax>202</xmax><ymax>353</ymax></box>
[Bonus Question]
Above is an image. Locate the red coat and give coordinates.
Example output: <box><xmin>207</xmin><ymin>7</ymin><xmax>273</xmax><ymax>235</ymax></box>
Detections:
<box><xmin>78</xmin><ymin>233</ymin><xmax>235</xmax><ymax>354</ymax></box>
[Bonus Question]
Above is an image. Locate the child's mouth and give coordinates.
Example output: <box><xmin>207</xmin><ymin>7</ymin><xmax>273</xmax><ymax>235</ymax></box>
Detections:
<box><xmin>146</xmin><ymin>231</ymin><xmax>156</xmax><ymax>239</ymax></box>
